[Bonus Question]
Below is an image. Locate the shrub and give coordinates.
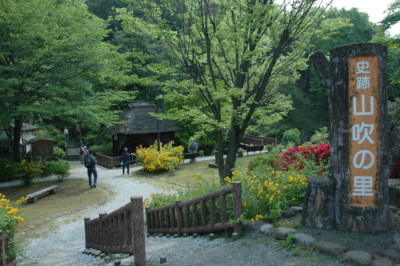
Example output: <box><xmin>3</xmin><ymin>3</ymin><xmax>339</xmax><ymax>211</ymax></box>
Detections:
<box><xmin>311</xmin><ymin>127</ymin><xmax>329</xmax><ymax>144</ymax></box>
<box><xmin>230</xmin><ymin>169</ymin><xmax>309</xmax><ymax>222</ymax></box>
<box><xmin>279</xmin><ymin>143</ymin><xmax>330</xmax><ymax>176</ymax></box>
<box><xmin>248</xmin><ymin>147</ymin><xmax>283</xmax><ymax>172</ymax></box>
<box><xmin>19</xmin><ymin>160</ymin><xmax>44</xmax><ymax>186</ymax></box>
<box><xmin>0</xmin><ymin>158</ymin><xmax>20</xmax><ymax>182</ymax></box>
<box><xmin>42</xmin><ymin>160</ymin><xmax>70</xmax><ymax>181</ymax></box>
<box><xmin>136</xmin><ymin>141</ymin><xmax>184</xmax><ymax>172</ymax></box>
<box><xmin>282</xmin><ymin>128</ymin><xmax>300</xmax><ymax>146</ymax></box>
<box><xmin>237</xmin><ymin>148</ymin><xmax>244</xmax><ymax>157</ymax></box>
<box><xmin>53</xmin><ymin>146</ymin><xmax>65</xmax><ymax>159</ymax></box>
<box><xmin>0</xmin><ymin>194</ymin><xmax>27</xmax><ymax>260</ymax></box>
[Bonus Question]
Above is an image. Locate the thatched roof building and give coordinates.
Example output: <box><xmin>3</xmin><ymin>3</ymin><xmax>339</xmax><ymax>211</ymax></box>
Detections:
<box><xmin>106</xmin><ymin>101</ymin><xmax>181</xmax><ymax>155</ymax></box>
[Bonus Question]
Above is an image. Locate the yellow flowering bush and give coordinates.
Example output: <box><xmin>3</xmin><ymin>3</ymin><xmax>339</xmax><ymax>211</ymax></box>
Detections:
<box><xmin>136</xmin><ymin>141</ymin><xmax>184</xmax><ymax>172</ymax></box>
<box><xmin>19</xmin><ymin>160</ymin><xmax>44</xmax><ymax>185</ymax></box>
<box><xmin>231</xmin><ymin>166</ymin><xmax>308</xmax><ymax>222</ymax></box>
<box><xmin>0</xmin><ymin>194</ymin><xmax>27</xmax><ymax>234</ymax></box>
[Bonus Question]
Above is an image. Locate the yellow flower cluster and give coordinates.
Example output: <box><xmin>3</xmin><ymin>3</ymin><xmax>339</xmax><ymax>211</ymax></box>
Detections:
<box><xmin>0</xmin><ymin>194</ymin><xmax>27</xmax><ymax>234</ymax></box>
<box><xmin>242</xmin><ymin>169</ymin><xmax>308</xmax><ymax>222</ymax></box>
<box><xmin>136</xmin><ymin>141</ymin><xmax>184</xmax><ymax>172</ymax></box>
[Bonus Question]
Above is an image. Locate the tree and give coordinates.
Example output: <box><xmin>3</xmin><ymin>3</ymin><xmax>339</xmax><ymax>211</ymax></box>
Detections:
<box><xmin>0</xmin><ymin>0</ymin><xmax>130</xmax><ymax>162</ymax></box>
<box><xmin>279</xmin><ymin>7</ymin><xmax>379</xmax><ymax>137</ymax></box>
<box><xmin>118</xmin><ymin>0</ymin><xmax>330</xmax><ymax>182</ymax></box>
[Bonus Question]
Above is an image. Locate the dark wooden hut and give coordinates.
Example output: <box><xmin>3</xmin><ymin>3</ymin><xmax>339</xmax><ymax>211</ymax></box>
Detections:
<box><xmin>106</xmin><ymin>101</ymin><xmax>181</xmax><ymax>155</ymax></box>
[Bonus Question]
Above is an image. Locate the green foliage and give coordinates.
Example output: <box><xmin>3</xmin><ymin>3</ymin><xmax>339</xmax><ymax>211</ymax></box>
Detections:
<box><xmin>389</xmin><ymin>98</ymin><xmax>400</xmax><ymax>128</ymax></box>
<box><xmin>282</xmin><ymin>129</ymin><xmax>301</xmax><ymax>146</ymax></box>
<box><xmin>117</xmin><ymin>0</ymin><xmax>328</xmax><ymax>181</ymax></box>
<box><xmin>278</xmin><ymin>233</ymin><xmax>295</xmax><ymax>250</ymax></box>
<box><xmin>310</xmin><ymin>127</ymin><xmax>329</xmax><ymax>144</ymax></box>
<box><xmin>34</xmin><ymin>125</ymin><xmax>65</xmax><ymax>149</ymax></box>
<box><xmin>88</xmin><ymin>143</ymin><xmax>113</xmax><ymax>154</ymax></box>
<box><xmin>136</xmin><ymin>141</ymin><xmax>184</xmax><ymax>172</ymax></box>
<box><xmin>0</xmin><ymin>139</ymin><xmax>13</xmax><ymax>158</ymax></box>
<box><xmin>19</xmin><ymin>160</ymin><xmax>44</xmax><ymax>186</ymax></box>
<box><xmin>53</xmin><ymin>147</ymin><xmax>66</xmax><ymax>160</ymax></box>
<box><xmin>0</xmin><ymin>159</ymin><xmax>20</xmax><ymax>182</ymax></box>
<box><xmin>42</xmin><ymin>160</ymin><xmax>70</xmax><ymax>182</ymax></box>
<box><xmin>237</xmin><ymin>148</ymin><xmax>244</xmax><ymax>158</ymax></box>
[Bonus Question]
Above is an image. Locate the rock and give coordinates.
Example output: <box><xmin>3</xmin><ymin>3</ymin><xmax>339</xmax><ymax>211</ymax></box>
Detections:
<box><xmin>293</xmin><ymin>233</ymin><xmax>316</xmax><ymax>247</ymax></box>
<box><xmin>342</xmin><ymin>250</ymin><xmax>372</xmax><ymax>266</ymax></box>
<box><xmin>371</xmin><ymin>257</ymin><xmax>392</xmax><ymax>266</ymax></box>
<box><xmin>259</xmin><ymin>224</ymin><xmax>274</xmax><ymax>236</ymax></box>
<box><xmin>391</xmin><ymin>241</ymin><xmax>400</xmax><ymax>252</ymax></box>
<box><xmin>280</xmin><ymin>210</ymin><xmax>296</xmax><ymax>218</ymax></box>
<box><xmin>380</xmin><ymin>248</ymin><xmax>400</xmax><ymax>261</ymax></box>
<box><xmin>271</xmin><ymin>227</ymin><xmax>296</xmax><ymax>240</ymax></box>
<box><xmin>289</xmin><ymin>206</ymin><xmax>303</xmax><ymax>213</ymax></box>
<box><xmin>313</xmin><ymin>241</ymin><xmax>347</xmax><ymax>257</ymax></box>
<box><xmin>243</xmin><ymin>220</ymin><xmax>266</xmax><ymax>234</ymax></box>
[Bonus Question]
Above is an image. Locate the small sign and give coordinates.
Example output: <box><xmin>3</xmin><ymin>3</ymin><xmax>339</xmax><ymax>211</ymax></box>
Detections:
<box><xmin>348</xmin><ymin>55</ymin><xmax>379</xmax><ymax>207</ymax></box>
<box><xmin>32</xmin><ymin>140</ymin><xmax>54</xmax><ymax>158</ymax></box>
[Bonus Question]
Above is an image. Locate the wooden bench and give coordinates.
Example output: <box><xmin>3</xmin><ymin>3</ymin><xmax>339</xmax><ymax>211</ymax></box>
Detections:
<box><xmin>26</xmin><ymin>185</ymin><xmax>58</xmax><ymax>203</ymax></box>
<box><xmin>182</xmin><ymin>153</ymin><xmax>196</xmax><ymax>164</ymax></box>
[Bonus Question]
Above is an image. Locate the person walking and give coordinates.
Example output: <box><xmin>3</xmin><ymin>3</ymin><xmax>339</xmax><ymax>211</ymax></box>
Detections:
<box><xmin>84</xmin><ymin>150</ymin><xmax>98</xmax><ymax>188</ymax></box>
<box><xmin>188</xmin><ymin>140</ymin><xmax>199</xmax><ymax>163</ymax></box>
<box><xmin>120</xmin><ymin>147</ymin><xmax>131</xmax><ymax>175</ymax></box>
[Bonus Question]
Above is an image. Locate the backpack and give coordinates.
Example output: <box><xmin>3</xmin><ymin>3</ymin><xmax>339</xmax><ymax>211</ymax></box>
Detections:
<box><xmin>189</xmin><ymin>142</ymin><xmax>198</xmax><ymax>150</ymax></box>
<box><xmin>84</xmin><ymin>155</ymin><xmax>95</xmax><ymax>168</ymax></box>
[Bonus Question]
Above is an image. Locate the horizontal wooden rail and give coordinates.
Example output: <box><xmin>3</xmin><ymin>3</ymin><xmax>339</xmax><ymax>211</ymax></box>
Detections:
<box><xmin>84</xmin><ymin>197</ymin><xmax>145</xmax><ymax>266</ymax></box>
<box><xmin>146</xmin><ymin>182</ymin><xmax>242</xmax><ymax>237</ymax></box>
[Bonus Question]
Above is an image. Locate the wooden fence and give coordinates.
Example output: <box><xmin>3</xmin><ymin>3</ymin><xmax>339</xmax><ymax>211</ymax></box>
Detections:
<box><xmin>0</xmin><ymin>231</ymin><xmax>15</xmax><ymax>266</ymax></box>
<box><xmin>84</xmin><ymin>197</ymin><xmax>146</xmax><ymax>266</ymax></box>
<box><xmin>243</xmin><ymin>134</ymin><xmax>277</xmax><ymax>145</ymax></box>
<box><xmin>146</xmin><ymin>182</ymin><xmax>242</xmax><ymax>237</ymax></box>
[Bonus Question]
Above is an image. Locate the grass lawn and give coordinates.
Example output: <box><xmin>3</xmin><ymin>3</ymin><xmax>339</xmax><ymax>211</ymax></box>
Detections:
<box><xmin>1</xmin><ymin>178</ymin><xmax>108</xmax><ymax>242</ymax></box>
<box><xmin>134</xmin><ymin>154</ymin><xmax>262</xmax><ymax>190</ymax></box>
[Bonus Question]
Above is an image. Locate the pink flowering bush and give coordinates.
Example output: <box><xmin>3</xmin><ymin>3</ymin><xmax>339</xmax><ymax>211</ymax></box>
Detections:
<box><xmin>279</xmin><ymin>143</ymin><xmax>330</xmax><ymax>175</ymax></box>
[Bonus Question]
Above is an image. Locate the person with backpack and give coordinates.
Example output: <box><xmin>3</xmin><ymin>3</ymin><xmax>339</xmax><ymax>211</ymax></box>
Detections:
<box><xmin>120</xmin><ymin>147</ymin><xmax>131</xmax><ymax>175</ymax></box>
<box><xmin>84</xmin><ymin>150</ymin><xmax>98</xmax><ymax>188</ymax></box>
<box><xmin>188</xmin><ymin>140</ymin><xmax>199</xmax><ymax>163</ymax></box>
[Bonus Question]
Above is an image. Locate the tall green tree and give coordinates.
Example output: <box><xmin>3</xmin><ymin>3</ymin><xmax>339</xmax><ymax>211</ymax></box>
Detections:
<box><xmin>0</xmin><ymin>0</ymin><xmax>130</xmax><ymax>162</ymax></box>
<box><xmin>118</xmin><ymin>0</ymin><xmax>330</xmax><ymax>182</ymax></box>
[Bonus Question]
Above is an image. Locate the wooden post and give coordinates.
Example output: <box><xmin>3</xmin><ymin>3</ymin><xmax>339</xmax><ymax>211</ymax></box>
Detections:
<box><xmin>84</xmin><ymin>218</ymin><xmax>90</xmax><ymax>248</ymax></box>
<box><xmin>311</xmin><ymin>43</ymin><xmax>392</xmax><ymax>233</ymax></box>
<box><xmin>130</xmin><ymin>197</ymin><xmax>146</xmax><ymax>266</ymax></box>
<box><xmin>233</xmin><ymin>182</ymin><xmax>242</xmax><ymax>234</ymax></box>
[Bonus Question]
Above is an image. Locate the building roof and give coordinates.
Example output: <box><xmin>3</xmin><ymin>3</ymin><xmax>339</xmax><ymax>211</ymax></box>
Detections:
<box><xmin>106</xmin><ymin>101</ymin><xmax>181</xmax><ymax>135</ymax></box>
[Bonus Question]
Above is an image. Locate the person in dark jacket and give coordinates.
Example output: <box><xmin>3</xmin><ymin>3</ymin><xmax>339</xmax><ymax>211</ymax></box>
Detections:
<box><xmin>84</xmin><ymin>150</ymin><xmax>98</xmax><ymax>188</ymax></box>
<box><xmin>120</xmin><ymin>147</ymin><xmax>131</xmax><ymax>175</ymax></box>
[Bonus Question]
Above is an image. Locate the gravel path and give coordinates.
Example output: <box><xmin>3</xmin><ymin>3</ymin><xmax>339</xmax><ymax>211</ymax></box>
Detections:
<box><xmin>15</xmin><ymin>159</ymin><xmax>349</xmax><ymax>266</ymax></box>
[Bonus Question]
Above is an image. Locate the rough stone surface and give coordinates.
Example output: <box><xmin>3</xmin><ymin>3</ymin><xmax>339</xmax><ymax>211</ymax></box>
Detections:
<box><xmin>342</xmin><ymin>250</ymin><xmax>372</xmax><ymax>266</ymax></box>
<box><xmin>293</xmin><ymin>233</ymin><xmax>316</xmax><ymax>247</ymax></box>
<box><xmin>271</xmin><ymin>227</ymin><xmax>296</xmax><ymax>240</ymax></box>
<box><xmin>371</xmin><ymin>257</ymin><xmax>392</xmax><ymax>266</ymax></box>
<box><xmin>280</xmin><ymin>210</ymin><xmax>296</xmax><ymax>218</ymax></box>
<box><xmin>243</xmin><ymin>220</ymin><xmax>266</xmax><ymax>234</ymax></box>
<box><xmin>380</xmin><ymin>248</ymin><xmax>400</xmax><ymax>261</ymax></box>
<box><xmin>259</xmin><ymin>223</ymin><xmax>274</xmax><ymax>236</ymax></box>
<box><xmin>313</xmin><ymin>241</ymin><xmax>347</xmax><ymax>257</ymax></box>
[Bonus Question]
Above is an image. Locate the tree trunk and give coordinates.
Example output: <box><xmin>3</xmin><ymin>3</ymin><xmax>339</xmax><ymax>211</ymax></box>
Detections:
<box><xmin>13</xmin><ymin>118</ymin><xmax>23</xmax><ymax>162</ymax></box>
<box><xmin>311</xmin><ymin>43</ymin><xmax>392</xmax><ymax>233</ymax></box>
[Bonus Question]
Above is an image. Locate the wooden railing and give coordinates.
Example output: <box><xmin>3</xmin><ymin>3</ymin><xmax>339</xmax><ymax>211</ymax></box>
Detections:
<box><xmin>84</xmin><ymin>197</ymin><xmax>146</xmax><ymax>266</ymax></box>
<box><xmin>146</xmin><ymin>182</ymin><xmax>242</xmax><ymax>237</ymax></box>
<box><xmin>0</xmin><ymin>231</ymin><xmax>15</xmax><ymax>266</ymax></box>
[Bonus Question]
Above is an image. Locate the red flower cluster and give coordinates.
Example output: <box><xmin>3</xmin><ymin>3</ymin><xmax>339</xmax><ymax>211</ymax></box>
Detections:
<box><xmin>392</xmin><ymin>160</ymin><xmax>400</xmax><ymax>179</ymax></box>
<box><xmin>279</xmin><ymin>143</ymin><xmax>330</xmax><ymax>172</ymax></box>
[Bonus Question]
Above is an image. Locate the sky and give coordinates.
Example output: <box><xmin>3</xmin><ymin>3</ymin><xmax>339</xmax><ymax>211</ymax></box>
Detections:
<box><xmin>327</xmin><ymin>0</ymin><xmax>400</xmax><ymax>35</ymax></box>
